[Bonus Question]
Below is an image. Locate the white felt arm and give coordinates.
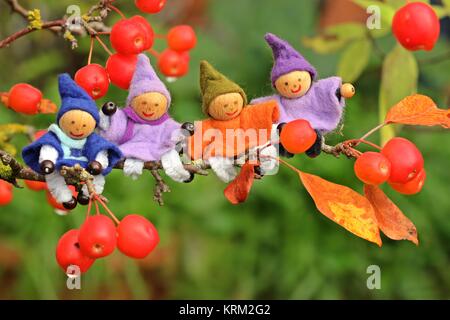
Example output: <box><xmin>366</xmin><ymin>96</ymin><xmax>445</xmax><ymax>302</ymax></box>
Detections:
<box><xmin>39</xmin><ymin>145</ymin><xmax>58</xmax><ymax>164</ymax></box>
<box><xmin>259</xmin><ymin>145</ymin><xmax>279</xmax><ymax>175</ymax></box>
<box><xmin>161</xmin><ymin>149</ymin><xmax>191</xmax><ymax>183</ymax></box>
<box><xmin>208</xmin><ymin>156</ymin><xmax>237</xmax><ymax>183</ymax></box>
<box><xmin>271</xmin><ymin>123</ymin><xmax>280</xmax><ymax>144</ymax></box>
<box><xmin>95</xmin><ymin>150</ymin><xmax>109</xmax><ymax>169</ymax></box>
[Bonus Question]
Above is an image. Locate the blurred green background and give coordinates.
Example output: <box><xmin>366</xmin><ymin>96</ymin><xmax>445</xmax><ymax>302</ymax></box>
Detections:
<box><xmin>0</xmin><ymin>0</ymin><xmax>450</xmax><ymax>299</ymax></box>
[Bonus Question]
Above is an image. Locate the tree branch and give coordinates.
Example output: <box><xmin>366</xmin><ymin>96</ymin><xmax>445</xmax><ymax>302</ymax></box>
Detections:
<box><xmin>0</xmin><ymin>0</ymin><xmax>114</xmax><ymax>49</ymax></box>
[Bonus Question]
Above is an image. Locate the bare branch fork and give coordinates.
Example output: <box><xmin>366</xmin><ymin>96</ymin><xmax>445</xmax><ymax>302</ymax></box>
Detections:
<box><xmin>0</xmin><ymin>0</ymin><xmax>114</xmax><ymax>49</ymax></box>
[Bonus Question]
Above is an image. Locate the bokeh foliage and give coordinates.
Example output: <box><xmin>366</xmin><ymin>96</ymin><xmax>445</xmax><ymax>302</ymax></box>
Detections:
<box><xmin>0</xmin><ymin>0</ymin><xmax>449</xmax><ymax>299</ymax></box>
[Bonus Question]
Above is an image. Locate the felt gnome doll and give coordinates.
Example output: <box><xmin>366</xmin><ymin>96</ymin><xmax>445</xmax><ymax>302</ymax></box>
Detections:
<box><xmin>22</xmin><ymin>74</ymin><xmax>123</xmax><ymax>210</ymax></box>
<box><xmin>188</xmin><ymin>61</ymin><xmax>280</xmax><ymax>183</ymax></box>
<box><xmin>99</xmin><ymin>54</ymin><xmax>192</xmax><ymax>182</ymax></box>
<box><xmin>252</xmin><ymin>33</ymin><xmax>355</xmax><ymax>157</ymax></box>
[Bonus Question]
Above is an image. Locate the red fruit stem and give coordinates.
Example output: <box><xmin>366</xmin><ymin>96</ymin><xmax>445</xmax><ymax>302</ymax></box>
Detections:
<box><xmin>107</xmin><ymin>4</ymin><xmax>126</xmax><ymax>19</ymax></box>
<box><xmin>86</xmin><ymin>198</ymin><xmax>93</xmax><ymax>219</ymax></box>
<box><xmin>359</xmin><ymin>122</ymin><xmax>387</xmax><ymax>142</ymax></box>
<box><xmin>94</xmin><ymin>35</ymin><xmax>113</xmax><ymax>56</ymax></box>
<box><xmin>94</xmin><ymin>199</ymin><xmax>100</xmax><ymax>215</ymax></box>
<box><xmin>88</xmin><ymin>36</ymin><xmax>95</xmax><ymax>65</ymax></box>
<box><xmin>0</xmin><ymin>92</ymin><xmax>9</xmax><ymax>106</ymax></box>
<box><xmin>96</xmin><ymin>32</ymin><xmax>111</xmax><ymax>35</ymax></box>
<box><xmin>148</xmin><ymin>48</ymin><xmax>160</xmax><ymax>58</ymax></box>
<box><xmin>94</xmin><ymin>194</ymin><xmax>120</xmax><ymax>225</ymax></box>
<box><xmin>345</xmin><ymin>139</ymin><xmax>382</xmax><ymax>151</ymax></box>
<box><xmin>154</xmin><ymin>34</ymin><xmax>167</xmax><ymax>39</ymax></box>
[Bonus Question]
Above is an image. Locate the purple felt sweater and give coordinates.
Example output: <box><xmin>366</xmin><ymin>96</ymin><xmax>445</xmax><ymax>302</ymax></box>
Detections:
<box><xmin>100</xmin><ymin>54</ymin><xmax>181</xmax><ymax>161</ymax></box>
<box><xmin>252</xmin><ymin>77</ymin><xmax>345</xmax><ymax>133</ymax></box>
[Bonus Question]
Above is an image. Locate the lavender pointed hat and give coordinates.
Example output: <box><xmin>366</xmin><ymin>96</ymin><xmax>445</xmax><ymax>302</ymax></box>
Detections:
<box><xmin>126</xmin><ymin>54</ymin><xmax>171</xmax><ymax>107</ymax></box>
<box><xmin>265</xmin><ymin>33</ymin><xmax>317</xmax><ymax>86</ymax></box>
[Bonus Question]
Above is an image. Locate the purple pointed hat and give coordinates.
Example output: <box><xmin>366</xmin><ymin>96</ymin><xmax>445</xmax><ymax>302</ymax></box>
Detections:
<box><xmin>126</xmin><ymin>54</ymin><xmax>171</xmax><ymax>107</ymax></box>
<box><xmin>265</xmin><ymin>33</ymin><xmax>317</xmax><ymax>86</ymax></box>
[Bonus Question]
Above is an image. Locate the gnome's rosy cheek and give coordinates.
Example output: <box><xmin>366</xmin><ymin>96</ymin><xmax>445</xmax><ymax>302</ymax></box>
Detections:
<box><xmin>132</xmin><ymin>92</ymin><xmax>168</xmax><ymax>121</ymax></box>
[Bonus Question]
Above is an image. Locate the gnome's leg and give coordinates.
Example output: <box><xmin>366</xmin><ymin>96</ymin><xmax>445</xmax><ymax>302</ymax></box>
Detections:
<box><xmin>123</xmin><ymin>158</ymin><xmax>145</xmax><ymax>180</ymax></box>
<box><xmin>81</xmin><ymin>175</ymin><xmax>106</xmax><ymax>196</ymax></box>
<box><xmin>161</xmin><ymin>149</ymin><xmax>191</xmax><ymax>183</ymax></box>
<box><xmin>208</xmin><ymin>156</ymin><xmax>237</xmax><ymax>183</ymax></box>
<box><xmin>45</xmin><ymin>172</ymin><xmax>74</xmax><ymax>204</ymax></box>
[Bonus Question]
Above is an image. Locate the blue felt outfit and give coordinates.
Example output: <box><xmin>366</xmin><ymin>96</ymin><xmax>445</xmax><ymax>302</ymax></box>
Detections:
<box><xmin>22</xmin><ymin>73</ymin><xmax>123</xmax><ymax>175</ymax></box>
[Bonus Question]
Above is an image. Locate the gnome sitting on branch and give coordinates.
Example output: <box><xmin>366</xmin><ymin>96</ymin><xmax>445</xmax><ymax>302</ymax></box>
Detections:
<box><xmin>99</xmin><ymin>54</ymin><xmax>193</xmax><ymax>183</ymax></box>
<box><xmin>188</xmin><ymin>61</ymin><xmax>280</xmax><ymax>183</ymax></box>
<box><xmin>22</xmin><ymin>74</ymin><xmax>123</xmax><ymax>210</ymax></box>
<box><xmin>252</xmin><ymin>33</ymin><xmax>355</xmax><ymax>157</ymax></box>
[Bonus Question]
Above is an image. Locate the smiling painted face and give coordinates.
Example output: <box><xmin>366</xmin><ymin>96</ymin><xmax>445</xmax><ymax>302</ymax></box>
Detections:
<box><xmin>274</xmin><ymin>71</ymin><xmax>312</xmax><ymax>99</ymax></box>
<box><xmin>208</xmin><ymin>93</ymin><xmax>244</xmax><ymax>121</ymax></box>
<box><xmin>59</xmin><ymin>110</ymin><xmax>96</xmax><ymax>140</ymax></box>
<box><xmin>131</xmin><ymin>92</ymin><xmax>168</xmax><ymax>121</ymax></box>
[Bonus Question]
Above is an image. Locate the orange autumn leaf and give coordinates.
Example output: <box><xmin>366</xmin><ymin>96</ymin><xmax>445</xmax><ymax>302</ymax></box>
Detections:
<box><xmin>224</xmin><ymin>162</ymin><xmax>255</xmax><ymax>205</ymax></box>
<box><xmin>364</xmin><ymin>185</ymin><xmax>418</xmax><ymax>245</ymax></box>
<box><xmin>38</xmin><ymin>98</ymin><xmax>58</xmax><ymax>114</ymax></box>
<box><xmin>299</xmin><ymin>171</ymin><xmax>381</xmax><ymax>246</ymax></box>
<box><xmin>385</xmin><ymin>94</ymin><xmax>450</xmax><ymax>128</ymax></box>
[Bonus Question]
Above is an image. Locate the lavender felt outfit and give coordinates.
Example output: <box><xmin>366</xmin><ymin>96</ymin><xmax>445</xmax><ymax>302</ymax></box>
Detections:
<box><xmin>100</xmin><ymin>54</ymin><xmax>190</xmax><ymax>182</ymax></box>
<box><xmin>252</xmin><ymin>33</ymin><xmax>346</xmax><ymax>134</ymax></box>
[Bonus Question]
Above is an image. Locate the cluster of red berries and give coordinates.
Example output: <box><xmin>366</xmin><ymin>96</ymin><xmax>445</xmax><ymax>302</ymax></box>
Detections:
<box><xmin>392</xmin><ymin>2</ymin><xmax>440</xmax><ymax>51</ymax></box>
<box><xmin>75</xmin><ymin>1</ymin><xmax>196</xmax><ymax>100</ymax></box>
<box><xmin>56</xmin><ymin>212</ymin><xmax>159</xmax><ymax>274</ymax></box>
<box><xmin>354</xmin><ymin>137</ymin><xmax>426</xmax><ymax>195</ymax></box>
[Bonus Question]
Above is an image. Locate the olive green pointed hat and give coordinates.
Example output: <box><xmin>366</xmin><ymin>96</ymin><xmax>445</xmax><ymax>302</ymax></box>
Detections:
<box><xmin>199</xmin><ymin>60</ymin><xmax>247</xmax><ymax>115</ymax></box>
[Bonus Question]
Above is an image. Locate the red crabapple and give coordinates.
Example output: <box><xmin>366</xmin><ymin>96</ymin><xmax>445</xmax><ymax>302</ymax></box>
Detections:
<box><xmin>0</xmin><ymin>181</ymin><xmax>13</xmax><ymax>206</ymax></box>
<box><xmin>56</xmin><ymin>229</ymin><xmax>95</xmax><ymax>273</ymax></box>
<box><xmin>34</xmin><ymin>130</ymin><xmax>47</xmax><ymax>140</ymax></box>
<box><xmin>158</xmin><ymin>49</ymin><xmax>189</xmax><ymax>78</ymax></box>
<box><xmin>167</xmin><ymin>25</ymin><xmax>197</xmax><ymax>52</ymax></box>
<box><xmin>8</xmin><ymin>83</ymin><xmax>42</xmax><ymax>115</ymax></box>
<box><xmin>279</xmin><ymin>119</ymin><xmax>317</xmax><ymax>154</ymax></box>
<box><xmin>78</xmin><ymin>215</ymin><xmax>117</xmax><ymax>259</ymax></box>
<box><xmin>75</xmin><ymin>64</ymin><xmax>110</xmax><ymax>100</ymax></box>
<box><xmin>135</xmin><ymin>0</ymin><xmax>166</xmax><ymax>14</ymax></box>
<box><xmin>381</xmin><ymin>137</ymin><xmax>424</xmax><ymax>184</ymax></box>
<box><xmin>130</xmin><ymin>15</ymin><xmax>154</xmax><ymax>50</ymax></box>
<box><xmin>354</xmin><ymin>152</ymin><xmax>391</xmax><ymax>185</ymax></box>
<box><xmin>110</xmin><ymin>18</ymin><xmax>153</xmax><ymax>54</ymax></box>
<box><xmin>117</xmin><ymin>214</ymin><xmax>160</xmax><ymax>259</ymax></box>
<box><xmin>392</xmin><ymin>2</ymin><xmax>440</xmax><ymax>51</ymax></box>
<box><xmin>106</xmin><ymin>53</ymin><xmax>138</xmax><ymax>89</ymax></box>
<box><xmin>389</xmin><ymin>168</ymin><xmax>426</xmax><ymax>195</ymax></box>
<box><xmin>24</xmin><ymin>180</ymin><xmax>47</xmax><ymax>191</ymax></box>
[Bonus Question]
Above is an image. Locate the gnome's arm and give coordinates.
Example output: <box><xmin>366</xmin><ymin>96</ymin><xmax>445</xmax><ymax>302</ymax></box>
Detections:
<box><xmin>98</xmin><ymin>108</ymin><xmax>128</xmax><ymax>143</ymax></box>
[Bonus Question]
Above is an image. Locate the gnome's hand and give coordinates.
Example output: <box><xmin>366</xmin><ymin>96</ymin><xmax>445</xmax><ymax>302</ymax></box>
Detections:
<box><xmin>305</xmin><ymin>130</ymin><xmax>323</xmax><ymax>158</ymax></box>
<box><xmin>276</xmin><ymin>123</ymin><xmax>294</xmax><ymax>158</ymax></box>
<box><xmin>40</xmin><ymin>160</ymin><xmax>55</xmax><ymax>175</ymax></box>
<box><xmin>102</xmin><ymin>102</ymin><xmax>118</xmax><ymax>116</ymax></box>
<box><xmin>87</xmin><ymin>161</ymin><xmax>103</xmax><ymax>176</ymax></box>
<box><xmin>161</xmin><ymin>149</ymin><xmax>193</xmax><ymax>183</ymax></box>
<box><xmin>208</xmin><ymin>156</ymin><xmax>237</xmax><ymax>183</ymax></box>
<box><xmin>123</xmin><ymin>158</ymin><xmax>144</xmax><ymax>180</ymax></box>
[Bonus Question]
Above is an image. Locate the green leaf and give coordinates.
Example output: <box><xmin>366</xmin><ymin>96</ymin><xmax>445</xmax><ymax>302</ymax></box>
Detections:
<box><xmin>325</xmin><ymin>23</ymin><xmax>367</xmax><ymax>40</ymax></box>
<box><xmin>337</xmin><ymin>39</ymin><xmax>372</xmax><ymax>82</ymax></box>
<box><xmin>379</xmin><ymin>44</ymin><xmax>418</xmax><ymax>144</ymax></box>
<box><xmin>302</xmin><ymin>36</ymin><xmax>348</xmax><ymax>54</ymax></box>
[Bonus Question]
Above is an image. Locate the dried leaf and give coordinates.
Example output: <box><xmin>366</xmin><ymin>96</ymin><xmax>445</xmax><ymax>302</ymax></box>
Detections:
<box><xmin>385</xmin><ymin>94</ymin><xmax>450</xmax><ymax>128</ymax></box>
<box><xmin>224</xmin><ymin>163</ymin><xmax>255</xmax><ymax>205</ymax></box>
<box><xmin>364</xmin><ymin>185</ymin><xmax>418</xmax><ymax>245</ymax></box>
<box><xmin>299</xmin><ymin>171</ymin><xmax>381</xmax><ymax>246</ymax></box>
<box><xmin>38</xmin><ymin>98</ymin><xmax>58</xmax><ymax>114</ymax></box>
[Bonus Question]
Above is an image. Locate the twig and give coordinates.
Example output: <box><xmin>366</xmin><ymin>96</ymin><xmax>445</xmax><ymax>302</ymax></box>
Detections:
<box><xmin>150</xmin><ymin>169</ymin><xmax>171</xmax><ymax>206</ymax></box>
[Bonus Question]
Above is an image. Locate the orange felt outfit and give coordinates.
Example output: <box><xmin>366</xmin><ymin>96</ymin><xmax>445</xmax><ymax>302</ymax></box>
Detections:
<box><xmin>188</xmin><ymin>100</ymin><xmax>279</xmax><ymax>160</ymax></box>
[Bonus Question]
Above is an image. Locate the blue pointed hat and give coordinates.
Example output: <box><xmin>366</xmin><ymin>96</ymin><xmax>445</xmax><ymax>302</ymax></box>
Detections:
<box><xmin>57</xmin><ymin>73</ymin><xmax>100</xmax><ymax>125</ymax></box>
